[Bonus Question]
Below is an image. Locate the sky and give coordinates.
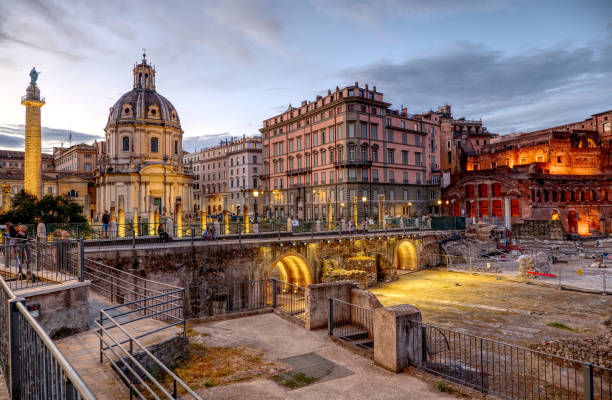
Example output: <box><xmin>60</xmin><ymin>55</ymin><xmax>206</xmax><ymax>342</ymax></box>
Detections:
<box><xmin>0</xmin><ymin>0</ymin><xmax>610</xmax><ymax>152</ymax></box>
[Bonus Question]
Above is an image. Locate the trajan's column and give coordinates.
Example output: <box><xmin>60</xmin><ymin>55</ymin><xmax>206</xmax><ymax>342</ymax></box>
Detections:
<box><xmin>21</xmin><ymin>68</ymin><xmax>45</xmax><ymax>198</ymax></box>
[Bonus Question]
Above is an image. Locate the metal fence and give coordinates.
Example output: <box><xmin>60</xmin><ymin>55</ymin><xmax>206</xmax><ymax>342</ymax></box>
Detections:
<box><xmin>405</xmin><ymin>319</ymin><xmax>612</xmax><ymax>400</ymax></box>
<box><xmin>0</xmin><ymin>274</ymin><xmax>96</xmax><ymax>399</ymax></box>
<box><xmin>1</xmin><ymin>238</ymin><xmax>81</xmax><ymax>291</ymax></box>
<box><xmin>190</xmin><ymin>279</ymin><xmax>305</xmax><ymax>321</ymax></box>
<box><xmin>272</xmin><ymin>280</ymin><xmax>306</xmax><ymax>321</ymax></box>
<box><xmin>328</xmin><ymin>297</ymin><xmax>374</xmax><ymax>353</ymax></box>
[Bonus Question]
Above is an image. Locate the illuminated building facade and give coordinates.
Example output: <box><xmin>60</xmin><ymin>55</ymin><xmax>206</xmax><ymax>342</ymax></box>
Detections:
<box><xmin>260</xmin><ymin>83</ymin><xmax>443</xmax><ymax>222</ymax></box>
<box><xmin>444</xmin><ymin>109</ymin><xmax>612</xmax><ymax>235</ymax></box>
<box><xmin>95</xmin><ymin>54</ymin><xmax>193</xmax><ymax>225</ymax></box>
<box><xmin>183</xmin><ymin>136</ymin><xmax>262</xmax><ymax>216</ymax></box>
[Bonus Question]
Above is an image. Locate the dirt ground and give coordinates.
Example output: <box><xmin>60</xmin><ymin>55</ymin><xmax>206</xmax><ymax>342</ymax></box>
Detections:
<box><xmin>370</xmin><ymin>269</ymin><xmax>612</xmax><ymax>348</ymax></box>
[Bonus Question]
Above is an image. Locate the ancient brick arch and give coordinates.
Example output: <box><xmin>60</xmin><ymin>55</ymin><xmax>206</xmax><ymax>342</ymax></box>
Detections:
<box><xmin>266</xmin><ymin>251</ymin><xmax>313</xmax><ymax>287</ymax></box>
<box><xmin>393</xmin><ymin>240</ymin><xmax>418</xmax><ymax>270</ymax></box>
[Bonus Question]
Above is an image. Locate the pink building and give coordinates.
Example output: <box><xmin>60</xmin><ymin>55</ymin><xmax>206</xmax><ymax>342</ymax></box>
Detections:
<box><xmin>259</xmin><ymin>83</ymin><xmax>442</xmax><ymax>221</ymax></box>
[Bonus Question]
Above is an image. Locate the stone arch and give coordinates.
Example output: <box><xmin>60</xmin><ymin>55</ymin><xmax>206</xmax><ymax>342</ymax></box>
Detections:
<box><xmin>266</xmin><ymin>252</ymin><xmax>313</xmax><ymax>288</ymax></box>
<box><xmin>394</xmin><ymin>240</ymin><xmax>418</xmax><ymax>271</ymax></box>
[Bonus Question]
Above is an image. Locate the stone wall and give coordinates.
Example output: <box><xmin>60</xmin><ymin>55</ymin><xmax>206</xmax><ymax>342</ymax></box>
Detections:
<box><xmin>86</xmin><ymin>233</ymin><xmax>447</xmax><ymax>317</ymax></box>
<box><xmin>512</xmin><ymin>220</ymin><xmax>565</xmax><ymax>240</ymax></box>
<box><xmin>21</xmin><ymin>282</ymin><xmax>90</xmax><ymax>338</ymax></box>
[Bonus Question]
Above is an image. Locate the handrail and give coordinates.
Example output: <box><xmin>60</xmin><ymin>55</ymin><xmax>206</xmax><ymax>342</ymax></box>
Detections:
<box><xmin>84</xmin><ymin>258</ymin><xmax>183</xmax><ymax>292</ymax></box>
<box><xmin>97</xmin><ymin>309</ymin><xmax>203</xmax><ymax>399</ymax></box>
<box><xmin>16</xmin><ymin>301</ymin><xmax>97</xmax><ymax>399</ymax></box>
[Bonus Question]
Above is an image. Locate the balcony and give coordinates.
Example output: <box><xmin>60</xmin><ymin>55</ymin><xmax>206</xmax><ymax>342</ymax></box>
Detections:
<box><xmin>258</xmin><ymin>173</ymin><xmax>270</xmax><ymax>180</ymax></box>
<box><xmin>285</xmin><ymin>167</ymin><xmax>312</xmax><ymax>176</ymax></box>
<box><xmin>334</xmin><ymin>159</ymin><xmax>373</xmax><ymax>168</ymax></box>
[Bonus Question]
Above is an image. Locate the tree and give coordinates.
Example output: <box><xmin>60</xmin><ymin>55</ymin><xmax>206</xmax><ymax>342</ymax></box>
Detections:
<box><xmin>0</xmin><ymin>190</ymin><xmax>87</xmax><ymax>225</ymax></box>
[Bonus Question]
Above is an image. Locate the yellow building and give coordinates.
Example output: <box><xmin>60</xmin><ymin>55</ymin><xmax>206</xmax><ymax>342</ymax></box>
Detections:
<box><xmin>95</xmin><ymin>54</ymin><xmax>193</xmax><ymax>224</ymax></box>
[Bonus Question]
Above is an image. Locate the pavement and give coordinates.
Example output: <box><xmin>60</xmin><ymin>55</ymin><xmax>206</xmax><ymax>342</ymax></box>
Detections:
<box><xmin>192</xmin><ymin>313</ymin><xmax>453</xmax><ymax>400</ymax></box>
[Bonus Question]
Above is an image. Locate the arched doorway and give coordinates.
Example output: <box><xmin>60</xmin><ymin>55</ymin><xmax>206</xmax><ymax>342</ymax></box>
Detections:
<box><xmin>266</xmin><ymin>253</ymin><xmax>313</xmax><ymax>288</ymax></box>
<box><xmin>394</xmin><ymin>241</ymin><xmax>418</xmax><ymax>270</ymax></box>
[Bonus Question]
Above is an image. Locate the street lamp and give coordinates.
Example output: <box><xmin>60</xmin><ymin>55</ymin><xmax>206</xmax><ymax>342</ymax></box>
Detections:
<box><xmin>408</xmin><ymin>202</ymin><xmax>412</xmax><ymax>217</ymax></box>
<box><xmin>437</xmin><ymin>199</ymin><xmax>442</xmax><ymax>216</ymax></box>
<box><xmin>362</xmin><ymin>196</ymin><xmax>367</xmax><ymax>220</ymax></box>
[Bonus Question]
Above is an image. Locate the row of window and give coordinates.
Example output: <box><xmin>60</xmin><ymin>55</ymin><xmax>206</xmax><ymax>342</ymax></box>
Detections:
<box><xmin>268</xmin><ymin>168</ymin><xmax>426</xmax><ymax>188</ymax></box>
<box><xmin>266</xmin><ymin>124</ymin><xmax>428</xmax><ymax>157</ymax></box>
<box><xmin>266</xmin><ymin>147</ymin><xmax>423</xmax><ymax>173</ymax></box>
<box><xmin>121</xmin><ymin>137</ymin><xmax>179</xmax><ymax>155</ymax></box>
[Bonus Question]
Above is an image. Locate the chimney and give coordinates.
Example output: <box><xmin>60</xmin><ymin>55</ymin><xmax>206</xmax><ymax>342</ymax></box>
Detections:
<box><xmin>355</xmin><ymin>81</ymin><xmax>358</xmax><ymax>87</ymax></box>
<box><xmin>365</xmin><ymin>83</ymin><xmax>368</xmax><ymax>90</ymax></box>
<box><xmin>373</xmin><ymin>86</ymin><xmax>376</xmax><ymax>92</ymax></box>
<box><xmin>402</xmin><ymin>107</ymin><xmax>407</xmax><ymax>116</ymax></box>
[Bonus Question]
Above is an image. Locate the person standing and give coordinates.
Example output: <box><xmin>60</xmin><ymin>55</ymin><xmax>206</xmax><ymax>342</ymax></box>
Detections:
<box><xmin>102</xmin><ymin>210</ymin><xmax>110</xmax><ymax>238</ymax></box>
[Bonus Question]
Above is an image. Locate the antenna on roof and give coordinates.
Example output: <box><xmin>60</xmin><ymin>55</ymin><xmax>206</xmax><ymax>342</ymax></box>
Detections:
<box><xmin>68</xmin><ymin>129</ymin><xmax>72</xmax><ymax>147</ymax></box>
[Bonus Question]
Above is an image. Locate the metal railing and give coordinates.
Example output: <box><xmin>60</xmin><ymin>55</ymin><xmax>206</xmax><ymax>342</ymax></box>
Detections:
<box><xmin>1</xmin><ymin>237</ymin><xmax>81</xmax><ymax>291</ymax></box>
<box><xmin>95</xmin><ymin>310</ymin><xmax>202</xmax><ymax>400</ymax></box>
<box><xmin>0</xmin><ymin>274</ymin><xmax>96</xmax><ymax>399</ymax></box>
<box><xmin>272</xmin><ymin>280</ymin><xmax>306</xmax><ymax>320</ymax></box>
<box><xmin>405</xmin><ymin>319</ymin><xmax>611</xmax><ymax>400</ymax></box>
<box><xmin>327</xmin><ymin>297</ymin><xmax>374</xmax><ymax>353</ymax></box>
<box><xmin>84</xmin><ymin>258</ymin><xmax>186</xmax><ymax>329</ymax></box>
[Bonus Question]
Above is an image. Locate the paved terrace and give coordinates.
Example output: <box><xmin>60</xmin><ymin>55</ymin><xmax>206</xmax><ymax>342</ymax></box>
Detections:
<box><xmin>192</xmin><ymin>312</ymin><xmax>453</xmax><ymax>400</ymax></box>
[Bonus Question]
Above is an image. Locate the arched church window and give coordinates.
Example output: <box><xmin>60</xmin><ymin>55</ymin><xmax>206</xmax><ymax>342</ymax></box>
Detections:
<box><xmin>138</xmin><ymin>73</ymin><xmax>142</xmax><ymax>88</ymax></box>
<box><xmin>122</xmin><ymin>137</ymin><xmax>130</xmax><ymax>152</ymax></box>
<box><xmin>174</xmin><ymin>140</ymin><xmax>178</xmax><ymax>155</ymax></box>
<box><xmin>151</xmin><ymin>137</ymin><xmax>159</xmax><ymax>153</ymax></box>
<box><xmin>145</xmin><ymin>74</ymin><xmax>149</xmax><ymax>86</ymax></box>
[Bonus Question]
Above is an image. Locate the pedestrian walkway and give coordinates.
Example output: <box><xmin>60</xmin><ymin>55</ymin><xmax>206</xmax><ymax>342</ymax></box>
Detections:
<box><xmin>55</xmin><ymin>316</ymin><xmax>182</xmax><ymax>400</ymax></box>
<box><xmin>192</xmin><ymin>313</ymin><xmax>453</xmax><ymax>400</ymax></box>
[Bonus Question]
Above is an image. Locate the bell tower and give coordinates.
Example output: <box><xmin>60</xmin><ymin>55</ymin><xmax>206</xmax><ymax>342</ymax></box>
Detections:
<box><xmin>21</xmin><ymin>67</ymin><xmax>45</xmax><ymax>198</ymax></box>
<box><xmin>133</xmin><ymin>50</ymin><xmax>156</xmax><ymax>90</ymax></box>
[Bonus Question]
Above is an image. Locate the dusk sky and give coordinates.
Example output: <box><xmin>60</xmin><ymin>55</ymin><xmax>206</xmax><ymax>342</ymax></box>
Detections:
<box><xmin>0</xmin><ymin>0</ymin><xmax>610</xmax><ymax>152</ymax></box>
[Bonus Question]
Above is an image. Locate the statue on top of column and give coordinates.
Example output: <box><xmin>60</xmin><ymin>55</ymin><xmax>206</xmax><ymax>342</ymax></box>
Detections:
<box><xmin>29</xmin><ymin>67</ymin><xmax>41</xmax><ymax>84</ymax></box>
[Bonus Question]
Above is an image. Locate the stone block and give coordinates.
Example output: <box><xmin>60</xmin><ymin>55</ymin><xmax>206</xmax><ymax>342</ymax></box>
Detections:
<box><xmin>374</xmin><ymin>304</ymin><xmax>422</xmax><ymax>373</ymax></box>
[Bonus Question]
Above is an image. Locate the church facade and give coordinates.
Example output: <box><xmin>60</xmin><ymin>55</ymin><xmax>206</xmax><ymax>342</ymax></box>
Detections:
<box><xmin>95</xmin><ymin>55</ymin><xmax>193</xmax><ymax>227</ymax></box>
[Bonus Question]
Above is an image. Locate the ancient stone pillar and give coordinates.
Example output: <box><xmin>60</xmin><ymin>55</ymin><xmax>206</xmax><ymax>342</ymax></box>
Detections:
<box><xmin>223</xmin><ymin>209</ymin><xmax>229</xmax><ymax>235</ymax></box>
<box><xmin>244</xmin><ymin>205</ymin><xmax>250</xmax><ymax>234</ymax></box>
<box><xmin>176</xmin><ymin>200</ymin><xmax>183</xmax><ymax>238</ymax></box>
<box><xmin>148</xmin><ymin>197</ymin><xmax>155</xmax><ymax>235</ymax></box>
<box><xmin>21</xmin><ymin>75</ymin><xmax>45</xmax><ymax>198</ymax></box>
<box><xmin>200</xmin><ymin>210</ymin><xmax>206</xmax><ymax>233</ymax></box>
<box><xmin>1</xmin><ymin>184</ymin><xmax>11</xmax><ymax>212</ymax></box>
<box><xmin>374</xmin><ymin>304</ymin><xmax>423</xmax><ymax>373</ymax></box>
<box><xmin>378</xmin><ymin>195</ymin><xmax>386</xmax><ymax>228</ymax></box>
<box><xmin>118</xmin><ymin>196</ymin><xmax>125</xmax><ymax>237</ymax></box>
<box><xmin>133</xmin><ymin>208</ymin><xmax>139</xmax><ymax>236</ymax></box>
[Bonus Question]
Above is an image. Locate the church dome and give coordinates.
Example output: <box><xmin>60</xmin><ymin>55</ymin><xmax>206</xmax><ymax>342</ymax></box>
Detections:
<box><xmin>106</xmin><ymin>54</ymin><xmax>181</xmax><ymax>129</ymax></box>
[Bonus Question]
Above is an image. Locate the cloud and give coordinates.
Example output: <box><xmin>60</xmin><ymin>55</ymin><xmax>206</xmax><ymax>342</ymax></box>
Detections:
<box><xmin>0</xmin><ymin>124</ymin><xmax>101</xmax><ymax>151</ymax></box>
<box><xmin>339</xmin><ymin>35</ymin><xmax>612</xmax><ymax>133</ymax></box>
<box><xmin>310</xmin><ymin>0</ymin><xmax>508</xmax><ymax>24</ymax></box>
<box><xmin>182</xmin><ymin>133</ymin><xmax>234</xmax><ymax>152</ymax></box>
